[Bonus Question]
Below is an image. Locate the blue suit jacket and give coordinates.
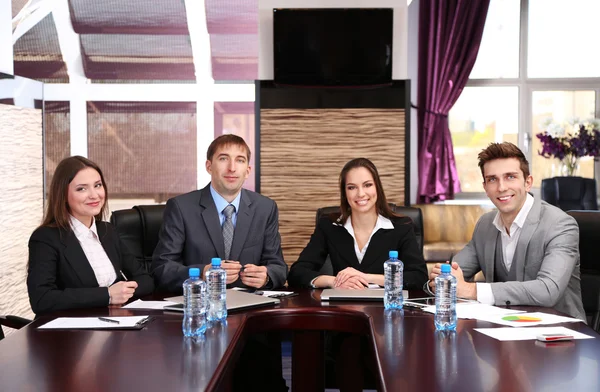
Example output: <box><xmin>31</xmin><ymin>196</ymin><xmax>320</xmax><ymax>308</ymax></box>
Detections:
<box><xmin>152</xmin><ymin>184</ymin><xmax>287</xmax><ymax>293</ymax></box>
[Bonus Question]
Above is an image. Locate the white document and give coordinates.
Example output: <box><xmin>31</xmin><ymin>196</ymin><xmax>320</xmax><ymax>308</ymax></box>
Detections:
<box><xmin>39</xmin><ymin>316</ymin><xmax>150</xmax><ymax>329</ymax></box>
<box><xmin>475</xmin><ymin>326</ymin><xmax>594</xmax><ymax>341</ymax></box>
<box><xmin>122</xmin><ymin>299</ymin><xmax>179</xmax><ymax>310</ymax></box>
<box><xmin>422</xmin><ymin>303</ymin><xmax>525</xmax><ymax>319</ymax></box>
<box><xmin>471</xmin><ymin>311</ymin><xmax>584</xmax><ymax>327</ymax></box>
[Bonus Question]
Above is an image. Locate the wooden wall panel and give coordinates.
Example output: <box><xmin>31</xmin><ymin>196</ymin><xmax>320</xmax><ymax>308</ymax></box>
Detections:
<box><xmin>261</xmin><ymin>108</ymin><xmax>405</xmax><ymax>264</ymax></box>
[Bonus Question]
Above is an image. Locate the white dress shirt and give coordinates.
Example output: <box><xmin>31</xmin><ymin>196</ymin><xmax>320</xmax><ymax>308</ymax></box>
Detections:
<box><xmin>476</xmin><ymin>193</ymin><xmax>535</xmax><ymax>304</ymax></box>
<box><xmin>70</xmin><ymin>216</ymin><xmax>117</xmax><ymax>287</ymax></box>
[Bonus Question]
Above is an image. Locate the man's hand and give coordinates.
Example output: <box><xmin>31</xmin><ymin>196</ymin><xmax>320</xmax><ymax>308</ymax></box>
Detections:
<box><xmin>336</xmin><ymin>275</ymin><xmax>368</xmax><ymax>290</ymax></box>
<box><xmin>108</xmin><ymin>281</ymin><xmax>138</xmax><ymax>305</ymax></box>
<box><xmin>204</xmin><ymin>261</ymin><xmax>242</xmax><ymax>284</ymax></box>
<box><xmin>240</xmin><ymin>264</ymin><xmax>269</xmax><ymax>288</ymax></box>
<box><xmin>429</xmin><ymin>262</ymin><xmax>477</xmax><ymax>299</ymax></box>
<box><xmin>334</xmin><ymin>267</ymin><xmax>367</xmax><ymax>287</ymax></box>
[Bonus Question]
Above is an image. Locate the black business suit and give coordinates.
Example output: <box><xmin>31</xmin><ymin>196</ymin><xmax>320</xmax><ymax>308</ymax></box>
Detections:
<box><xmin>27</xmin><ymin>221</ymin><xmax>154</xmax><ymax>315</ymax></box>
<box><xmin>288</xmin><ymin>215</ymin><xmax>428</xmax><ymax>289</ymax></box>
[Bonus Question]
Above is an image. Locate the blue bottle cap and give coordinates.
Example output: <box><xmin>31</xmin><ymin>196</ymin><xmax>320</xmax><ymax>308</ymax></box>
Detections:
<box><xmin>211</xmin><ymin>257</ymin><xmax>222</xmax><ymax>267</ymax></box>
<box><xmin>389</xmin><ymin>250</ymin><xmax>398</xmax><ymax>258</ymax></box>
<box><xmin>189</xmin><ymin>268</ymin><xmax>200</xmax><ymax>277</ymax></box>
<box><xmin>441</xmin><ymin>264</ymin><xmax>451</xmax><ymax>273</ymax></box>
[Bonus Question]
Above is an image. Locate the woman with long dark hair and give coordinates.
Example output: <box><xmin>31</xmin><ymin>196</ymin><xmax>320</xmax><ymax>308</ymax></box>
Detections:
<box><xmin>27</xmin><ymin>156</ymin><xmax>154</xmax><ymax>314</ymax></box>
<box><xmin>288</xmin><ymin>157</ymin><xmax>427</xmax><ymax>289</ymax></box>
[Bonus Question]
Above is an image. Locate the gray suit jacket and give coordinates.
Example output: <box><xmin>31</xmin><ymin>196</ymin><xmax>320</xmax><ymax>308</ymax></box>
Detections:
<box><xmin>151</xmin><ymin>184</ymin><xmax>287</xmax><ymax>293</ymax></box>
<box><xmin>455</xmin><ymin>197</ymin><xmax>585</xmax><ymax>321</ymax></box>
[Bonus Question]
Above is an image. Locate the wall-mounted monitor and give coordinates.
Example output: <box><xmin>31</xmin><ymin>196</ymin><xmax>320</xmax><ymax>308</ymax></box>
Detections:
<box><xmin>273</xmin><ymin>8</ymin><xmax>393</xmax><ymax>87</ymax></box>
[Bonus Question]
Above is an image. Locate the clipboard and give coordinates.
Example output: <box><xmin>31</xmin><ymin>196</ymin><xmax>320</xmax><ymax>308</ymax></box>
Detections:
<box><xmin>38</xmin><ymin>316</ymin><xmax>153</xmax><ymax>330</ymax></box>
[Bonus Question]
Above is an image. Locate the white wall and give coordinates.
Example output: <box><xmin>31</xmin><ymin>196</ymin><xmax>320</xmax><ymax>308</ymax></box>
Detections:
<box><xmin>258</xmin><ymin>0</ymin><xmax>408</xmax><ymax>80</ymax></box>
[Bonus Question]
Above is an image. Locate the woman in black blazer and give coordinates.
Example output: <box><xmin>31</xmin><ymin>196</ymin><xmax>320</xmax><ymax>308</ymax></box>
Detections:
<box><xmin>27</xmin><ymin>156</ymin><xmax>154</xmax><ymax>315</ymax></box>
<box><xmin>288</xmin><ymin>158</ymin><xmax>428</xmax><ymax>290</ymax></box>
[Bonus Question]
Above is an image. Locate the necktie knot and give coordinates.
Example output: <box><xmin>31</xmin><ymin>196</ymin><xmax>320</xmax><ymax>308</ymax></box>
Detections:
<box><xmin>223</xmin><ymin>204</ymin><xmax>235</xmax><ymax>219</ymax></box>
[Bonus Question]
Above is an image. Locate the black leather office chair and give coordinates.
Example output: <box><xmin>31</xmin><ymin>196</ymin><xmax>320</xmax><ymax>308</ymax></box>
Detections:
<box><xmin>567</xmin><ymin>210</ymin><xmax>600</xmax><ymax>332</ymax></box>
<box><xmin>0</xmin><ymin>315</ymin><xmax>31</xmax><ymax>340</ymax></box>
<box><xmin>111</xmin><ymin>205</ymin><xmax>166</xmax><ymax>272</ymax></box>
<box><xmin>314</xmin><ymin>204</ymin><xmax>424</xmax><ymax>275</ymax></box>
<box><xmin>542</xmin><ymin>177</ymin><xmax>598</xmax><ymax>211</ymax></box>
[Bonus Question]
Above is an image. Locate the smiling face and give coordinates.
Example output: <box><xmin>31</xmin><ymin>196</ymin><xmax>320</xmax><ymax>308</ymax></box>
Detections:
<box><xmin>67</xmin><ymin>167</ymin><xmax>106</xmax><ymax>227</ymax></box>
<box><xmin>344</xmin><ymin>167</ymin><xmax>378</xmax><ymax>217</ymax></box>
<box><xmin>483</xmin><ymin>158</ymin><xmax>533</xmax><ymax>226</ymax></box>
<box><xmin>206</xmin><ymin>143</ymin><xmax>251</xmax><ymax>202</ymax></box>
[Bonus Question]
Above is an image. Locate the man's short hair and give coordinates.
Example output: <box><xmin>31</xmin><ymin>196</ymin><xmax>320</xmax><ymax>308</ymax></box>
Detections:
<box><xmin>206</xmin><ymin>134</ymin><xmax>251</xmax><ymax>162</ymax></box>
<box><xmin>478</xmin><ymin>142</ymin><xmax>530</xmax><ymax>179</ymax></box>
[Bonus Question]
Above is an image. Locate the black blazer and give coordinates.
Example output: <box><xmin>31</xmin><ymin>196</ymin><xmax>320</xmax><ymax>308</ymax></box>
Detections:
<box><xmin>27</xmin><ymin>221</ymin><xmax>154</xmax><ymax>315</ymax></box>
<box><xmin>288</xmin><ymin>216</ymin><xmax>428</xmax><ymax>289</ymax></box>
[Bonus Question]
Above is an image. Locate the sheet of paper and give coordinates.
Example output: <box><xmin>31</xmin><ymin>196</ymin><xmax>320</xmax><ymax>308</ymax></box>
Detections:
<box><xmin>122</xmin><ymin>299</ymin><xmax>179</xmax><ymax>310</ymax></box>
<box><xmin>471</xmin><ymin>312</ymin><xmax>583</xmax><ymax>327</ymax></box>
<box><xmin>259</xmin><ymin>290</ymin><xmax>294</xmax><ymax>297</ymax></box>
<box><xmin>474</xmin><ymin>326</ymin><xmax>594</xmax><ymax>341</ymax></box>
<box><xmin>422</xmin><ymin>303</ymin><xmax>526</xmax><ymax>319</ymax></box>
<box><xmin>39</xmin><ymin>316</ymin><xmax>149</xmax><ymax>329</ymax></box>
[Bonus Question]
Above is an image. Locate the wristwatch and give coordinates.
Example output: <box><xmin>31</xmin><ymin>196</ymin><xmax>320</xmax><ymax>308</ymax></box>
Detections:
<box><xmin>262</xmin><ymin>274</ymin><xmax>271</xmax><ymax>288</ymax></box>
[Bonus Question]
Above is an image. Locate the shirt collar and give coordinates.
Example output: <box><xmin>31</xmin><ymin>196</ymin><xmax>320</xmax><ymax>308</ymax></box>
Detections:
<box><xmin>343</xmin><ymin>214</ymin><xmax>394</xmax><ymax>233</ymax></box>
<box><xmin>70</xmin><ymin>215</ymin><xmax>98</xmax><ymax>240</ymax></box>
<box><xmin>492</xmin><ymin>193</ymin><xmax>535</xmax><ymax>234</ymax></box>
<box><xmin>210</xmin><ymin>184</ymin><xmax>241</xmax><ymax>215</ymax></box>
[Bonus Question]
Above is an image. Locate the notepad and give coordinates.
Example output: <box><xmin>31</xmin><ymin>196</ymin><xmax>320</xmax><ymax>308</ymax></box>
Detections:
<box><xmin>38</xmin><ymin>316</ymin><xmax>151</xmax><ymax>330</ymax></box>
<box><xmin>474</xmin><ymin>326</ymin><xmax>594</xmax><ymax>341</ymax></box>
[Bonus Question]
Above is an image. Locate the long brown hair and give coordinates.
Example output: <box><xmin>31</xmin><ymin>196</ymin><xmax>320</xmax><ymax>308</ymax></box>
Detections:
<box><xmin>337</xmin><ymin>158</ymin><xmax>398</xmax><ymax>224</ymax></box>
<box><xmin>41</xmin><ymin>156</ymin><xmax>109</xmax><ymax>231</ymax></box>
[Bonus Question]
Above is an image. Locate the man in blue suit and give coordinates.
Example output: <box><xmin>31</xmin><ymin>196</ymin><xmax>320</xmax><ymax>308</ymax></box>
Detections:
<box><xmin>152</xmin><ymin>134</ymin><xmax>287</xmax><ymax>293</ymax></box>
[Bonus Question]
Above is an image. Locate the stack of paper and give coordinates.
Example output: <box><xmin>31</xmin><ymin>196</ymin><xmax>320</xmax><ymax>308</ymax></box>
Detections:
<box><xmin>122</xmin><ymin>299</ymin><xmax>179</xmax><ymax>309</ymax></box>
<box><xmin>39</xmin><ymin>316</ymin><xmax>151</xmax><ymax>329</ymax></box>
<box><xmin>422</xmin><ymin>303</ymin><xmax>526</xmax><ymax>319</ymax></box>
<box><xmin>475</xmin><ymin>326</ymin><xmax>594</xmax><ymax>341</ymax></box>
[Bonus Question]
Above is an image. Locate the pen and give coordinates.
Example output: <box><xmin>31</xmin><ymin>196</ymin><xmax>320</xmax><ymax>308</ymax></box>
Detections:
<box><xmin>119</xmin><ymin>270</ymin><xmax>128</xmax><ymax>281</ymax></box>
<box><xmin>98</xmin><ymin>317</ymin><xmax>120</xmax><ymax>324</ymax></box>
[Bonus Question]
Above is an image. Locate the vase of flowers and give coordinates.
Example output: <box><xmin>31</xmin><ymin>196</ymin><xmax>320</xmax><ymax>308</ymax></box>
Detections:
<box><xmin>536</xmin><ymin>118</ymin><xmax>600</xmax><ymax>176</ymax></box>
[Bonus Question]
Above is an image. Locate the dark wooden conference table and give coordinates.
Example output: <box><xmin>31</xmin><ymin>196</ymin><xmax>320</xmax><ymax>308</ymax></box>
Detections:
<box><xmin>0</xmin><ymin>289</ymin><xmax>599</xmax><ymax>392</ymax></box>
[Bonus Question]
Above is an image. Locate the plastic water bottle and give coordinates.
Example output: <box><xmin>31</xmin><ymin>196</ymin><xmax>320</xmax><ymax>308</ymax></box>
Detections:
<box><xmin>384</xmin><ymin>250</ymin><xmax>404</xmax><ymax>310</ymax></box>
<box><xmin>182</xmin><ymin>267</ymin><xmax>207</xmax><ymax>338</ymax></box>
<box><xmin>435</xmin><ymin>263</ymin><xmax>457</xmax><ymax>331</ymax></box>
<box><xmin>207</xmin><ymin>257</ymin><xmax>227</xmax><ymax>322</ymax></box>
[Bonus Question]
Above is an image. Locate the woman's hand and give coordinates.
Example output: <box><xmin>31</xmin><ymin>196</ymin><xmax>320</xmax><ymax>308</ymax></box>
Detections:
<box><xmin>336</xmin><ymin>275</ymin><xmax>368</xmax><ymax>290</ymax></box>
<box><xmin>108</xmin><ymin>281</ymin><xmax>138</xmax><ymax>305</ymax></box>
<box><xmin>334</xmin><ymin>267</ymin><xmax>368</xmax><ymax>288</ymax></box>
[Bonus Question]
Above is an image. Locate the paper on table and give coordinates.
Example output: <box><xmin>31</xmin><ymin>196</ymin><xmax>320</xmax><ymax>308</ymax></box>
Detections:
<box><xmin>471</xmin><ymin>311</ymin><xmax>583</xmax><ymax>327</ymax></box>
<box><xmin>259</xmin><ymin>291</ymin><xmax>294</xmax><ymax>297</ymax></box>
<box><xmin>122</xmin><ymin>299</ymin><xmax>179</xmax><ymax>310</ymax></box>
<box><xmin>474</xmin><ymin>326</ymin><xmax>594</xmax><ymax>341</ymax></box>
<box><xmin>39</xmin><ymin>316</ymin><xmax>150</xmax><ymax>329</ymax></box>
<box><xmin>422</xmin><ymin>303</ymin><xmax>525</xmax><ymax>319</ymax></box>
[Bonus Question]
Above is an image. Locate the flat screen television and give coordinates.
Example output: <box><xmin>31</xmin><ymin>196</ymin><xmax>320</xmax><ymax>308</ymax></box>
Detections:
<box><xmin>273</xmin><ymin>8</ymin><xmax>393</xmax><ymax>87</ymax></box>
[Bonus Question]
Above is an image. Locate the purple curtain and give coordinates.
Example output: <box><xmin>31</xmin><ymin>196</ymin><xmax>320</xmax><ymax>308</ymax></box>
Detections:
<box><xmin>417</xmin><ymin>0</ymin><xmax>490</xmax><ymax>203</ymax></box>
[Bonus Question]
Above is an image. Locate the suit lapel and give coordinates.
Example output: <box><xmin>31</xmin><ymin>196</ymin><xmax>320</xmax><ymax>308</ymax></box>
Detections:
<box><xmin>360</xmin><ymin>228</ymin><xmax>395</xmax><ymax>270</ymax></box>
<box><xmin>229</xmin><ymin>190</ymin><xmax>254</xmax><ymax>262</ymax></box>
<box><xmin>200</xmin><ymin>186</ymin><xmax>226</xmax><ymax>259</ymax></box>
<box><xmin>484</xmin><ymin>224</ymin><xmax>498</xmax><ymax>283</ymax></box>
<box><xmin>513</xmin><ymin>198</ymin><xmax>542</xmax><ymax>281</ymax></box>
<box><xmin>97</xmin><ymin>223</ymin><xmax>120</xmax><ymax>276</ymax></box>
<box><xmin>332</xmin><ymin>224</ymin><xmax>361</xmax><ymax>269</ymax></box>
<box><xmin>62</xmin><ymin>230</ymin><xmax>100</xmax><ymax>287</ymax></box>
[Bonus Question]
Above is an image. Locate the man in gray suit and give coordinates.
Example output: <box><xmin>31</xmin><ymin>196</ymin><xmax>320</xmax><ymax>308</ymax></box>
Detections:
<box><xmin>430</xmin><ymin>142</ymin><xmax>585</xmax><ymax>320</ymax></box>
<box><xmin>152</xmin><ymin>134</ymin><xmax>287</xmax><ymax>293</ymax></box>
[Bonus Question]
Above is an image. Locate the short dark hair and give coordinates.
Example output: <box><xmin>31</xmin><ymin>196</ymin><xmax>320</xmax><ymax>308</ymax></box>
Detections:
<box><xmin>42</xmin><ymin>156</ymin><xmax>108</xmax><ymax>231</ymax></box>
<box><xmin>478</xmin><ymin>142</ymin><xmax>530</xmax><ymax>179</ymax></box>
<box><xmin>206</xmin><ymin>134</ymin><xmax>251</xmax><ymax>162</ymax></box>
<box><xmin>337</xmin><ymin>158</ymin><xmax>398</xmax><ymax>224</ymax></box>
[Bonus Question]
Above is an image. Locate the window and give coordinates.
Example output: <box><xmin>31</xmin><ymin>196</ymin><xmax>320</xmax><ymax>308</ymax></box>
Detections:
<box><xmin>449</xmin><ymin>0</ymin><xmax>600</xmax><ymax>195</ymax></box>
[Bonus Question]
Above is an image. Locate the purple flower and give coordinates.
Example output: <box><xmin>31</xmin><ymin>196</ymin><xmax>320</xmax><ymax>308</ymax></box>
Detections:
<box><xmin>536</xmin><ymin>124</ymin><xmax>600</xmax><ymax>160</ymax></box>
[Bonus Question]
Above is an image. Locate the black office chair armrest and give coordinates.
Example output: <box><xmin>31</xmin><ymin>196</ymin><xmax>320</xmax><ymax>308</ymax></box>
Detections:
<box><xmin>0</xmin><ymin>315</ymin><xmax>31</xmax><ymax>330</ymax></box>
